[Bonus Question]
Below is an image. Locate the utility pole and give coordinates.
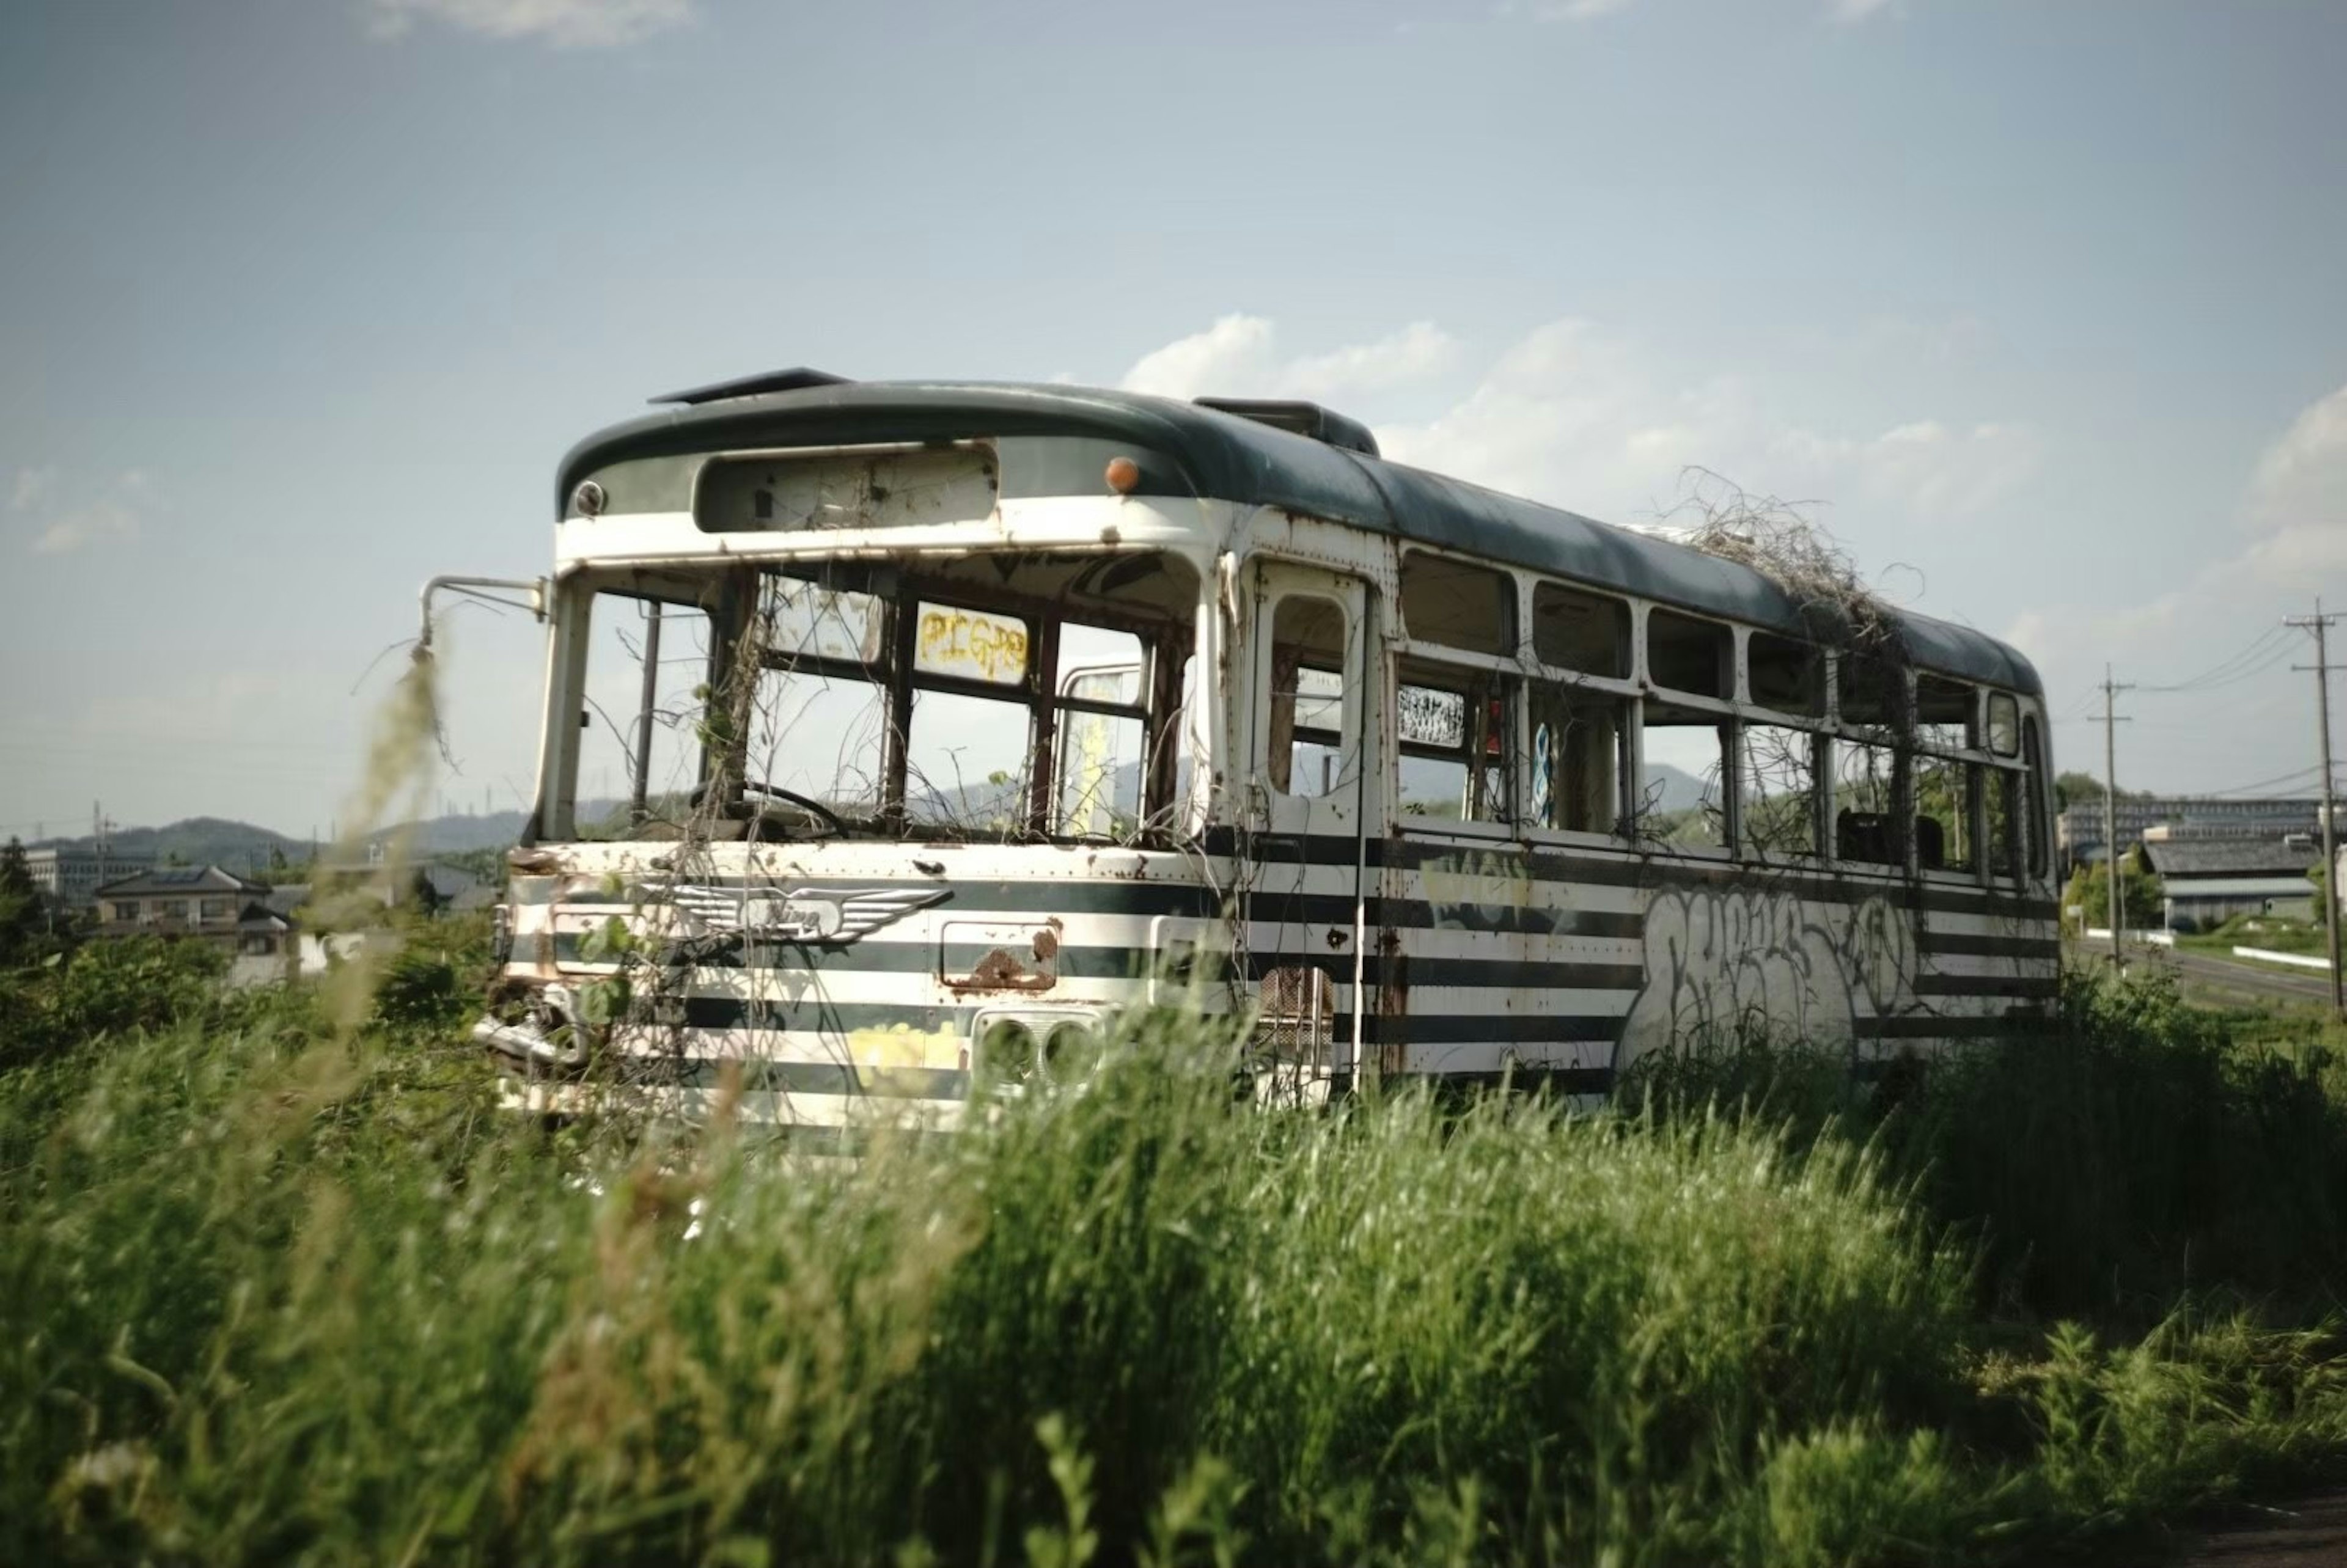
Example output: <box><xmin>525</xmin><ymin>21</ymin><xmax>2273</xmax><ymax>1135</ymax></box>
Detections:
<box><xmin>630</xmin><ymin>604</ymin><xmax>664</xmax><ymax>828</ymax></box>
<box><xmin>2101</xmin><ymin>669</ymin><xmax>2134</xmax><ymax>971</ymax></box>
<box><xmin>2285</xmin><ymin>601</ymin><xmax>2345</xmax><ymax>1020</ymax></box>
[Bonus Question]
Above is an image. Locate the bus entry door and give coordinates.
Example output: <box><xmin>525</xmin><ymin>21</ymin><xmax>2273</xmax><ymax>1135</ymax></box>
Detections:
<box><xmin>1243</xmin><ymin>562</ymin><xmax>1378</xmax><ymax>1094</ymax></box>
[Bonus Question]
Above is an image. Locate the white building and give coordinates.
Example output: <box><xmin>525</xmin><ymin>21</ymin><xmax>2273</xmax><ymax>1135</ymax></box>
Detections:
<box><xmin>23</xmin><ymin>845</ymin><xmax>155</xmax><ymax>910</ymax></box>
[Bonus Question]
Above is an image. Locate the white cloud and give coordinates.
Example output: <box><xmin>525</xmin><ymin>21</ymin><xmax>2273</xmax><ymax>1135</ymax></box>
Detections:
<box><xmin>2000</xmin><ymin>379</ymin><xmax>2347</xmax><ymax>790</ymax></box>
<box><xmin>1827</xmin><ymin>0</ymin><xmax>1898</xmax><ymax>21</ymax></box>
<box><xmin>2242</xmin><ymin>381</ymin><xmax>2347</xmax><ymax>535</ymax></box>
<box><xmin>21</xmin><ymin>471</ymin><xmax>153</xmax><ymax>557</ymax></box>
<box><xmin>1119</xmin><ymin>314</ymin><xmax>1277</xmax><ymax>399</ymax></box>
<box><xmin>1118</xmin><ymin>315</ymin><xmax>1460</xmax><ymax>403</ymax></box>
<box><xmin>365</xmin><ymin>0</ymin><xmax>691</xmax><ymax>48</ymax></box>
<box><xmin>9</xmin><ymin>466</ymin><xmax>56</xmax><ymax>514</ymax></box>
<box><xmin>1371</xmin><ymin>317</ymin><xmax>2036</xmax><ymax>533</ymax></box>
<box><xmin>1532</xmin><ymin>0</ymin><xmax>1636</xmax><ymax>20</ymax></box>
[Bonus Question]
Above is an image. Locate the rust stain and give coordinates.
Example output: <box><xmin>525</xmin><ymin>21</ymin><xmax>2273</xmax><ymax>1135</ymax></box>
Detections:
<box><xmin>947</xmin><ymin>947</ymin><xmax>1056</xmax><ymax>995</ymax></box>
<box><xmin>1376</xmin><ymin>928</ymin><xmax>1408</xmax><ymax>1077</ymax></box>
<box><xmin>1031</xmin><ymin>926</ymin><xmax>1060</xmax><ymax>960</ymax></box>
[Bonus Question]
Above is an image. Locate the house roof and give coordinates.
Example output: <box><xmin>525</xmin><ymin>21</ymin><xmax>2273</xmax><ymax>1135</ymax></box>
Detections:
<box><xmin>557</xmin><ymin>380</ymin><xmax>2045</xmax><ymax>696</ymax></box>
<box><xmin>94</xmin><ymin>865</ymin><xmax>271</xmax><ymax>898</ymax></box>
<box><xmin>2141</xmin><ymin>839</ymin><xmax>2323</xmax><ymax>878</ymax></box>
<box><xmin>2165</xmin><ymin>876</ymin><xmax>2318</xmax><ymax>901</ymax></box>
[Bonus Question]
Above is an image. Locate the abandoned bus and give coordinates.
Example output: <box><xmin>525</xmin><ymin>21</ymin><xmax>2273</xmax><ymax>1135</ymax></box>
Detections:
<box><xmin>455</xmin><ymin>369</ymin><xmax>2059</xmax><ymax>1129</ymax></box>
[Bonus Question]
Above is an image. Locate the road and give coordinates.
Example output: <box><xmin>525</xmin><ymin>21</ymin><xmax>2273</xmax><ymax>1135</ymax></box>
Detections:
<box><xmin>2149</xmin><ymin>944</ymin><xmax>2340</xmax><ymax>1009</ymax></box>
<box><xmin>2178</xmin><ymin>1490</ymin><xmax>2347</xmax><ymax>1565</ymax></box>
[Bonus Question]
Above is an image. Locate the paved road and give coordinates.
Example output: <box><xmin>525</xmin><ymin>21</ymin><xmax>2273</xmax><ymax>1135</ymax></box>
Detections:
<box><xmin>2150</xmin><ymin>944</ymin><xmax>2338</xmax><ymax>1009</ymax></box>
<box><xmin>2178</xmin><ymin>1491</ymin><xmax>2347</xmax><ymax>1565</ymax></box>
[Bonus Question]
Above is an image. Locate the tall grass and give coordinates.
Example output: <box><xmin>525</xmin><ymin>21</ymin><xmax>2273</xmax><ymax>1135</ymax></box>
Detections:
<box><xmin>6</xmin><ymin>964</ymin><xmax>2347</xmax><ymax>1564</ymax></box>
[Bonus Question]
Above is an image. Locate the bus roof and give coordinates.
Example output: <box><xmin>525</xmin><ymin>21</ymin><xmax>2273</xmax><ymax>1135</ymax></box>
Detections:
<box><xmin>558</xmin><ymin>379</ymin><xmax>2043</xmax><ymax>697</ymax></box>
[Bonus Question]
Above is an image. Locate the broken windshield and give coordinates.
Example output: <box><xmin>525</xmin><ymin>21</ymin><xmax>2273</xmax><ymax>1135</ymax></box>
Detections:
<box><xmin>575</xmin><ymin>551</ymin><xmax>1201</xmax><ymax>845</ymax></box>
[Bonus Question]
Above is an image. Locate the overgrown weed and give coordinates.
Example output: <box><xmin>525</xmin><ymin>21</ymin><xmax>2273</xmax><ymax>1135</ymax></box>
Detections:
<box><xmin>7</xmin><ymin>964</ymin><xmax>2347</xmax><ymax>1563</ymax></box>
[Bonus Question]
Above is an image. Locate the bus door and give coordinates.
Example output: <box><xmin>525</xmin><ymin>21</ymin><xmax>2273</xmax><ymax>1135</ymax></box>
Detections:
<box><xmin>1243</xmin><ymin>562</ymin><xmax>1378</xmax><ymax>1097</ymax></box>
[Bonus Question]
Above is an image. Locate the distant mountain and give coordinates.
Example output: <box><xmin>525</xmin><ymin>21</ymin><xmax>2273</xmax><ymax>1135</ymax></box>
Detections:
<box><xmin>19</xmin><ymin>802</ymin><xmax>636</xmax><ymax>877</ymax></box>
<box><xmin>29</xmin><ymin>816</ymin><xmax>304</xmax><ymax>874</ymax></box>
<box><xmin>1639</xmin><ymin>763</ymin><xmax>1710</xmax><ymax>815</ymax></box>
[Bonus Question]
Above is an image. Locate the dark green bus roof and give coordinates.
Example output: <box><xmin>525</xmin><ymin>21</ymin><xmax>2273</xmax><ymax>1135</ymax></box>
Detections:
<box><xmin>557</xmin><ymin>380</ymin><xmax>2042</xmax><ymax>697</ymax></box>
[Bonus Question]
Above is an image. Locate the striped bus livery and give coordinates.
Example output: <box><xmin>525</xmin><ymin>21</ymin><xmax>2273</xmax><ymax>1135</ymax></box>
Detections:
<box><xmin>454</xmin><ymin>372</ymin><xmax>2059</xmax><ymax>1130</ymax></box>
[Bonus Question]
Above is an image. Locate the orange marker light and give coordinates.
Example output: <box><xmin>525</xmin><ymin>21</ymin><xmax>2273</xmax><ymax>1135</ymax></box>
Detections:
<box><xmin>1104</xmin><ymin>456</ymin><xmax>1141</xmax><ymax>494</ymax></box>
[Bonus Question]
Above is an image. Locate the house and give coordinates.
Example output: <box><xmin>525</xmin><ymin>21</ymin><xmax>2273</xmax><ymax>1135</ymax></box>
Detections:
<box><xmin>23</xmin><ymin>845</ymin><xmax>155</xmax><ymax>910</ymax></box>
<box><xmin>2058</xmin><ymin>796</ymin><xmax>2326</xmax><ymax>873</ymax></box>
<box><xmin>2138</xmin><ymin>838</ymin><xmax>2323</xmax><ymax>931</ymax></box>
<box><xmin>93</xmin><ymin>865</ymin><xmax>283</xmax><ymax>956</ymax></box>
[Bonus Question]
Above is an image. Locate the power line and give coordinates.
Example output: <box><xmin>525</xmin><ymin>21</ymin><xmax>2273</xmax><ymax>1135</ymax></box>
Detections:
<box><xmin>2139</xmin><ymin>625</ymin><xmax>2296</xmax><ymax>694</ymax></box>
<box><xmin>2189</xmin><ymin>761</ymin><xmax>2329</xmax><ymax>797</ymax></box>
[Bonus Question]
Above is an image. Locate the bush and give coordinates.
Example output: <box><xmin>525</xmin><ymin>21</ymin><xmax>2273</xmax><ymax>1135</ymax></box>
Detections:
<box><xmin>0</xmin><ymin>937</ymin><xmax>230</xmax><ymax>1071</ymax></box>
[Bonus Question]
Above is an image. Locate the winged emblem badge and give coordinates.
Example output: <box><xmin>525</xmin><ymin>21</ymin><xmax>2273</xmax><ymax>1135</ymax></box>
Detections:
<box><xmin>658</xmin><ymin>882</ymin><xmax>950</xmax><ymax>945</ymax></box>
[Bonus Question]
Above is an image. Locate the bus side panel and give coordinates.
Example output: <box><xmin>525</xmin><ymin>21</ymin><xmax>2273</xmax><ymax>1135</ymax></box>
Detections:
<box><xmin>1363</xmin><ymin>837</ymin><xmax>2059</xmax><ymax>1088</ymax></box>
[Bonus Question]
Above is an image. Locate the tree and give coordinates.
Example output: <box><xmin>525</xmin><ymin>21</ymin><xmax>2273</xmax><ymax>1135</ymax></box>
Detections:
<box><xmin>2054</xmin><ymin>771</ymin><xmax>2104</xmax><ymax>810</ymax></box>
<box><xmin>2063</xmin><ymin>858</ymin><xmax>2164</xmax><ymax>931</ymax></box>
<box><xmin>0</xmin><ymin>837</ymin><xmax>45</xmax><ymax>966</ymax></box>
<box><xmin>407</xmin><ymin>866</ymin><xmax>447</xmax><ymax>918</ymax></box>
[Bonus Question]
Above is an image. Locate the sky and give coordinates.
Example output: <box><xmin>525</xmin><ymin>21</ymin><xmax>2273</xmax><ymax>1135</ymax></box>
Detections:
<box><xmin>2</xmin><ymin>0</ymin><xmax>2344</xmax><ymax>840</ymax></box>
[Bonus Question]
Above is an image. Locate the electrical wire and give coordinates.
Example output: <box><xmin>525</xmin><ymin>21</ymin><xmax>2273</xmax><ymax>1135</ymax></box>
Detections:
<box><xmin>2140</xmin><ymin>626</ymin><xmax>2297</xmax><ymax>694</ymax></box>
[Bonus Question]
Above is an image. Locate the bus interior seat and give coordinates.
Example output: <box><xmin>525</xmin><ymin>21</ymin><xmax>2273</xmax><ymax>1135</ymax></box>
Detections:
<box><xmin>1914</xmin><ymin>815</ymin><xmax>1945</xmax><ymax>870</ymax></box>
<box><xmin>1835</xmin><ymin>810</ymin><xmax>1897</xmax><ymax>866</ymax></box>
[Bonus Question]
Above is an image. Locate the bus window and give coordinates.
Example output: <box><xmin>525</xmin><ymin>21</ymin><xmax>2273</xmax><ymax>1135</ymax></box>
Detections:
<box><xmin>1985</xmin><ymin>764</ymin><xmax>2022</xmax><ymax>880</ymax></box>
<box><xmin>1533</xmin><ymin>582</ymin><xmax>1630</xmax><ymax>678</ymax></box>
<box><xmin>1530</xmin><ymin>684</ymin><xmax>1623</xmax><ymax>834</ymax></box>
<box><xmin>1268</xmin><ymin>596</ymin><xmax>1350</xmax><ymax>799</ymax></box>
<box><xmin>1834</xmin><ymin>738</ymin><xmax>1901</xmax><ymax>867</ymax></box>
<box><xmin>1397</xmin><ymin>663</ymin><xmax>1511</xmax><ymax>824</ymax></box>
<box><xmin>1051</xmin><ymin>625</ymin><xmax>1149</xmax><ymax>837</ymax></box>
<box><xmin>1400</xmin><ymin>552</ymin><xmax>1514</xmax><ymax>654</ymax></box>
<box><xmin>1913</xmin><ymin>676</ymin><xmax>1976</xmax><ymax>873</ymax></box>
<box><xmin>1641</xmin><ymin>702</ymin><xmax>1729</xmax><ymax>849</ymax></box>
<box><xmin>2023</xmin><ymin>717</ymin><xmax>2049</xmax><ymax>879</ymax></box>
<box><xmin>1912</xmin><ymin>757</ymin><xmax>1975</xmax><ymax>873</ymax></box>
<box><xmin>1647</xmin><ymin>609</ymin><xmax>1729</xmax><ymax>698</ymax></box>
<box><xmin>1741</xmin><ymin>724</ymin><xmax>1819</xmax><ymax>858</ymax></box>
<box><xmin>1986</xmin><ymin>692</ymin><xmax>2021</xmax><ymax>758</ymax></box>
<box><xmin>1749</xmin><ymin>632</ymin><xmax>1827</xmax><ymax>718</ymax></box>
<box><xmin>578</xmin><ymin>585</ymin><xmax>718</xmax><ymax>837</ymax></box>
<box><xmin>1838</xmin><ymin>654</ymin><xmax>1904</xmax><ymax>735</ymax></box>
<box><xmin>743</xmin><ymin>577</ymin><xmax>891</xmax><ymax>822</ymax></box>
<box><xmin>714</xmin><ymin>553</ymin><xmax>1197</xmax><ymax>842</ymax></box>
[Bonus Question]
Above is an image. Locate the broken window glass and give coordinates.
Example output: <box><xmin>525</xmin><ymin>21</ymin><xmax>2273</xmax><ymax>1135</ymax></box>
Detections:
<box><xmin>584</xmin><ymin>552</ymin><xmax>1197</xmax><ymax>844</ymax></box>
<box><xmin>577</xmin><ymin>582</ymin><xmax>721</xmax><ymax>839</ymax></box>
<box><xmin>1533</xmin><ymin>583</ymin><xmax>1630</xmax><ymax>677</ymax></box>
<box><xmin>1397</xmin><ymin>662</ymin><xmax>1511</xmax><ymax>824</ymax></box>
<box><xmin>1051</xmin><ymin>625</ymin><xmax>1149</xmax><ymax>837</ymax></box>
<box><xmin>1913</xmin><ymin>754</ymin><xmax>1977</xmax><ymax>873</ymax></box>
<box><xmin>1833</xmin><ymin>739</ymin><xmax>1902</xmax><ymax>867</ymax></box>
<box><xmin>1647</xmin><ymin>609</ymin><xmax>1729</xmax><ymax>698</ymax></box>
<box><xmin>1530</xmin><ymin>684</ymin><xmax>1624</xmax><ymax>835</ymax></box>
<box><xmin>1985</xmin><ymin>763</ymin><xmax>2021</xmax><ymax>880</ymax></box>
<box><xmin>1640</xmin><ymin>702</ymin><xmax>1729</xmax><ymax>849</ymax></box>
<box><xmin>1750</xmin><ymin>632</ymin><xmax>1827</xmax><ymax>717</ymax></box>
<box><xmin>1400</xmin><ymin>552</ymin><xmax>1514</xmax><ymax>655</ymax></box>
<box><xmin>1268</xmin><ymin>596</ymin><xmax>1352</xmax><ymax>799</ymax></box>
<box><xmin>1741</xmin><ymin>724</ymin><xmax>1819</xmax><ymax>858</ymax></box>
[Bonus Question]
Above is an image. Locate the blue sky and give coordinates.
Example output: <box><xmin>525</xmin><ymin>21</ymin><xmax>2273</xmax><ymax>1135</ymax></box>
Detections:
<box><xmin>4</xmin><ymin>0</ymin><xmax>2343</xmax><ymax>838</ymax></box>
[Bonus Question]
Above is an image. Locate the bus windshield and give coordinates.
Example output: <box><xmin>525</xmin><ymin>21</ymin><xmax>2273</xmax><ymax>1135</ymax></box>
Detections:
<box><xmin>573</xmin><ymin>551</ymin><xmax>1202</xmax><ymax>845</ymax></box>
